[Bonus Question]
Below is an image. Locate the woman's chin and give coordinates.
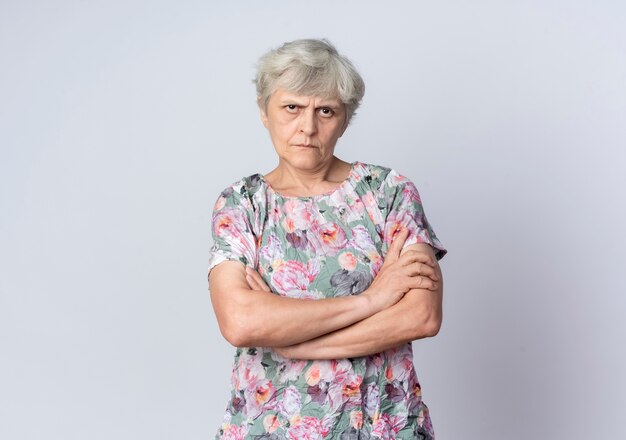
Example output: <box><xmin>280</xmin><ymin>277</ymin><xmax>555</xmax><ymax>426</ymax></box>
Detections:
<box><xmin>281</xmin><ymin>152</ymin><xmax>334</xmax><ymax>171</ymax></box>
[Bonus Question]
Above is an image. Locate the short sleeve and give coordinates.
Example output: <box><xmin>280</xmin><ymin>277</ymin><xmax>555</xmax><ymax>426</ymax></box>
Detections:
<box><xmin>380</xmin><ymin>171</ymin><xmax>448</xmax><ymax>261</ymax></box>
<box><xmin>207</xmin><ymin>181</ymin><xmax>259</xmax><ymax>277</ymax></box>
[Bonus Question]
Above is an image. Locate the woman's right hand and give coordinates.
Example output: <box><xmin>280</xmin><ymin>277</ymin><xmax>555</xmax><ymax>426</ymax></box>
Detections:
<box><xmin>362</xmin><ymin>228</ymin><xmax>439</xmax><ymax>312</ymax></box>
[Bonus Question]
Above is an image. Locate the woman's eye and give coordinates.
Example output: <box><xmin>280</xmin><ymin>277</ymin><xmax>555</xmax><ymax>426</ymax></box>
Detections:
<box><xmin>286</xmin><ymin>104</ymin><xmax>298</xmax><ymax>112</ymax></box>
<box><xmin>319</xmin><ymin>107</ymin><xmax>334</xmax><ymax>117</ymax></box>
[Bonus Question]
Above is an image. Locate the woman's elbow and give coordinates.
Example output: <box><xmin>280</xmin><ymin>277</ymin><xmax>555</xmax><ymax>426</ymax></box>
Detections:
<box><xmin>422</xmin><ymin>315</ymin><xmax>442</xmax><ymax>337</ymax></box>
<box><xmin>410</xmin><ymin>310</ymin><xmax>442</xmax><ymax>339</ymax></box>
<box><xmin>217</xmin><ymin>310</ymin><xmax>258</xmax><ymax>347</ymax></box>
<box><xmin>212</xmin><ymin>286</ymin><xmax>261</xmax><ymax>347</ymax></box>
<box><xmin>220</xmin><ymin>319</ymin><xmax>255</xmax><ymax>347</ymax></box>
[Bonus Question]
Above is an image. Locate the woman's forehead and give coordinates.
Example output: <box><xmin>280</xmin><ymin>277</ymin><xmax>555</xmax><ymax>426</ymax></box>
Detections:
<box><xmin>273</xmin><ymin>88</ymin><xmax>342</xmax><ymax>106</ymax></box>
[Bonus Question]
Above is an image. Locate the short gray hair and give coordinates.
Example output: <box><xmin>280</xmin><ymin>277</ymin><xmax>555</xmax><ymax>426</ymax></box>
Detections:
<box><xmin>254</xmin><ymin>39</ymin><xmax>365</xmax><ymax>126</ymax></box>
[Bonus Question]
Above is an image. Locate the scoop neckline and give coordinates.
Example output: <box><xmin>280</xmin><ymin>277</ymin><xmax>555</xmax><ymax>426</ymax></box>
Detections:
<box><xmin>259</xmin><ymin>161</ymin><xmax>360</xmax><ymax>200</ymax></box>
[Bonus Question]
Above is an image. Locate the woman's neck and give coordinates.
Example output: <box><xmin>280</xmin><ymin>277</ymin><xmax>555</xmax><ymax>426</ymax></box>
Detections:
<box><xmin>263</xmin><ymin>156</ymin><xmax>352</xmax><ymax>197</ymax></box>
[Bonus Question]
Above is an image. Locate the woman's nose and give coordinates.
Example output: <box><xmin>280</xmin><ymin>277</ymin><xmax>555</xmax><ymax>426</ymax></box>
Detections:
<box><xmin>299</xmin><ymin>109</ymin><xmax>317</xmax><ymax>136</ymax></box>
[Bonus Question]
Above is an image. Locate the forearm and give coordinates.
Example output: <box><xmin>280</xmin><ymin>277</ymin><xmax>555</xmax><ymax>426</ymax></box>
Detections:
<box><xmin>211</xmin><ymin>240</ymin><xmax>441</xmax><ymax>351</ymax></box>
<box><xmin>277</xmin><ymin>287</ymin><xmax>443</xmax><ymax>360</ymax></box>
<box><xmin>217</xmin><ymin>286</ymin><xmax>378</xmax><ymax>348</ymax></box>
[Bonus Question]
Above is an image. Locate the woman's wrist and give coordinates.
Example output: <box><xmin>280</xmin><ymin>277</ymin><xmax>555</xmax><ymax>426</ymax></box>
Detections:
<box><xmin>357</xmin><ymin>288</ymin><xmax>382</xmax><ymax>317</ymax></box>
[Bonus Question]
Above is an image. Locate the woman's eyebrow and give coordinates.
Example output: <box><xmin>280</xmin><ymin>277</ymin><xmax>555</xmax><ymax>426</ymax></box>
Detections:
<box><xmin>279</xmin><ymin>97</ymin><xmax>309</xmax><ymax>105</ymax></box>
<box><xmin>278</xmin><ymin>97</ymin><xmax>341</xmax><ymax>108</ymax></box>
<box><xmin>317</xmin><ymin>102</ymin><xmax>342</xmax><ymax>109</ymax></box>
<box><xmin>315</xmin><ymin>98</ymin><xmax>343</xmax><ymax>108</ymax></box>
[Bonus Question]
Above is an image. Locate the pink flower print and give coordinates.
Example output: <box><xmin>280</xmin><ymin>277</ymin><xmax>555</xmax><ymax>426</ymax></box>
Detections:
<box><xmin>269</xmin><ymin>204</ymin><xmax>282</xmax><ymax>225</ymax></box>
<box><xmin>330</xmin><ymin>358</ymin><xmax>354</xmax><ymax>384</ymax></box>
<box><xmin>220</xmin><ymin>424</ymin><xmax>249</xmax><ymax>440</ymax></box>
<box><xmin>214</xmin><ymin>195</ymin><xmax>226</xmax><ymax>211</ymax></box>
<box><xmin>214</xmin><ymin>207</ymin><xmax>246</xmax><ymax>240</ymax></box>
<box><xmin>385</xmin><ymin>353</ymin><xmax>414</xmax><ymax>383</ymax></box>
<box><xmin>347</xmin><ymin>225</ymin><xmax>384</xmax><ymax>274</ymax></box>
<box><xmin>213</xmin><ymin>207</ymin><xmax>257</xmax><ymax>265</ymax></box>
<box><xmin>389</xmin><ymin>345</ymin><xmax>415</xmax><ymax>381</ymax></box>
<box><xmin>363</xmin><ymin>383</ymin><xmax>381</xmax><ymax>418</ymax></box>
<box><xmin>328</xmin><ymin>190</ymin><xmax>349</xmax><ymax>209</ymax></box>
<box><xmin>287</xmin><ymin>416</ymin><xmax>326</xmax><ymax>440</ymax></box>
<box><xmin>305</xmin><ymin>361</ymin><xmax>330</xmax><ymax>386</ymax></box>
<box><xmin>365</xmin><ymin>352</ymin><xmax>385</xmax><ymax>376</ymax></box>
<box><xmin>384</xmin><ymin>216</ymin><xmax>406</xmax><ymax>248</ymax></box>
<box><xmin>298</xmin><ymin>290</ymin><xmax>325</xmax><ymax>300</ymax></box>
<box><xmin>306</xmin><ymin>221</ymin><xmax>347</xmax><ymax>256</ymax></box>
<box><xmin>342</xmin><ymin>374</ymin><xmax>363</xmax><ymax>398</ymax></box>
<box><xmin>307</xmin><ymin>381</ymin><xmax>329</xmax><ymax>405</ymax></box>
<box><xmin>362</xmin><ymin>191</ymin><xmax>384</xmax><ymax>225</ymax></box>
<box><xmin>384</xmin><ymin>380</ymin><xmax>407</xmax><ymax>403</ymax></box>
<box><xmin>244</xmin><ymin>378</ymin><xmax>276</xmax><ymax>418</ymax></box>
<box><xmin>234</xmin><ymin>349</ymin><xmax>266</xmax><ymax>391</ymax></box>
<box><xmin>348</xmin><ymin>225</ymin><xmax>377</xmax><ymax>253</ymax></box>
<box><xmin>384</xmin><ymin>210</ymin><xmax>425</xmax><ymax>251</ymax></box>
<box><xmin>278</xmin><ymin>386</ymin><xmax>302</xmax><ymax>419</ymax></box>
<box><xmin>271</xmin><ymin>259</ymin><xmax>319</xmax><ymax>296</ymax></box>
<box><xmin>371</xmin><ymin>413</ymin><xmax>407</xmax><ymax>439</ymax></box>
<box><xmin>350</xmin><ymin>410</ymin><xmax>363</xmax><ymax>430</ymax></box>
<box><xmin>259</xmin><ymin>232</ymin><xmax>284</xmax><ymax>262</ymax></box>
<box><xmin>282</xmin><ymin>199</ymin><xmax>312</xmax><ymax>233</ymax></box>
<box><xmin>286</xmin><ymin>230</ymin><xmax>308</xmax><ymax>250</ymax></box>
<box><xmin>402</xmin><ymin>183</ymin><xmax>422</xmax><ymax>204</ymax></box>
<box><xmin>389</xmin><ymin>170</ymin><xmax>409</xmax><ymax>187</ymax></box>
<box><xmin>305</xmin><ymin>359</ymin><xmax>349</xmax><ymax>387</ymax></box>
<box><xmin>338</xmin><ymin>252</ymin><xmax>358</xmax><ymax>271</ymax></box>
<box><xmin>263</xmin><ymin>414</ymin><xmax>281</xmax><ymax>433</ymax></box>
<box><xmin>366</xmin><ymin>249</ymin><xmax>384</xmax><ymax>275</ymax></box>
<box><xmin>306</xmin><ymin>258</ymin><xmax>321</xmax><ymax>279</ymax></box>
<box><xmin>410</xmin><ymin>374</ymin><xmax>423</xmax><ymax>399</ymax></box>
<box><xmin>325</xmin><ymin>381</ymin><xmax>348</xmax><ymax>413</ymax></box>
<box><xmin>327</xmin><ymin>191</ymin><xmax>363</xmax><ymax>223</ymax></box>
<box><xmin>384</xmin><ymin>182</ymin><xmax>429</xmax><ymax>251</ymax></box>
<box><xmin>417</xmin><ymin>406</ymin><xmax>434</xmax><ymax>434</ymax></box>
<box><xmin>271</xmin><ymin>355</ymin><xmax>307</xmax><ymax>383</ymax></box>
<box><xmin>344</xmin><ymin>195</ymin><xmax>366</xmax><ymax>222</ymax></box>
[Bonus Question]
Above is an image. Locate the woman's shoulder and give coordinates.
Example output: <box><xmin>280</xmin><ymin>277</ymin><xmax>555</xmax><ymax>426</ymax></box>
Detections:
<box><xmin>212</xmin><ymin>173</ymin><xmax>267</xmax><ymax>216</ymax></box>
<box><xmin>216</xmin><ymin>173</ymin><xmax>264</xmax><ymax>200</ymax></box>
<box><xmin>353</xmin><ymin>161</ymin><xmax>414</xmax><ymax>191</ymax></box>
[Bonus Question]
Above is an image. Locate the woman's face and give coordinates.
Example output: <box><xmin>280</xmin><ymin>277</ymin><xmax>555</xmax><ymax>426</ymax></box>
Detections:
<box><xmin>260</xmin><ymin>88</ymin><xmax>347</xmax><ymax>171</ymax></box>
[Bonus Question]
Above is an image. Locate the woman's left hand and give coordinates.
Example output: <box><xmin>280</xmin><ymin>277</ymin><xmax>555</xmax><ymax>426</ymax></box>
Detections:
<box><xmin>244</xmin><ymin>267</ymin><xmax>298</xmax><ymax>357</ymax></box>
<box><xmin>245</xmin><ymin>266</ymin><xmax>271</xmax><ymax>292</ymax></box>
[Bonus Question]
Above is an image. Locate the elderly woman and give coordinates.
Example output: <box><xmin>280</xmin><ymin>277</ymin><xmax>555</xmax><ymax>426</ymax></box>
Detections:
<box><xmin>207</xmin><ymin>39</ymin><xmax>447</xmax><ymax>440</ymax></box>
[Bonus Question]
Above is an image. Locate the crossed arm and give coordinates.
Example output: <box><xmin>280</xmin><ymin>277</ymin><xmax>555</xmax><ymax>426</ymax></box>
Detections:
<box><xmin>208</xmin><ymin>236</ymin><xmax>443</xmax><ymax>359</ymax></box>
<box><xmin>271</xmin><ymin>243</ymin><xmax>443</xmax><ymax>359</ymax></box>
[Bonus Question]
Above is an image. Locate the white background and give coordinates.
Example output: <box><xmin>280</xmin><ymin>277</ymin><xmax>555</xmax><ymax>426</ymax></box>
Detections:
<box><xmin>1</xmin><ymin>1</ymin><xmax>625</xmax><ymax>439</ymax></box>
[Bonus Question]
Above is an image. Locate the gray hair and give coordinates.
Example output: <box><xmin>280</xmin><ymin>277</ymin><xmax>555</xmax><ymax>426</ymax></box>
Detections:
<box><xmin>254</xmin><ymin>39</ymin><xmax>365</xmax><ymax>126</ymax></box>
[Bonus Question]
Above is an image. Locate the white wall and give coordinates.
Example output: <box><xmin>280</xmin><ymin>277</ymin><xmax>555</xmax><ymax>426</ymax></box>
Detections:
<box><xmin>1</xmin><ymin>1</ymin><xmax>624</xmax><ymax>439</ymax></box>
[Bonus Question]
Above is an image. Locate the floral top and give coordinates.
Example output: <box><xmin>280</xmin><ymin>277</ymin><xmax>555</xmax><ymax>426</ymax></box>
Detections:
<box><xmin>207</xmin><ymin>161</ymin><xmax>447</xmax><ymax>440</ymax></box>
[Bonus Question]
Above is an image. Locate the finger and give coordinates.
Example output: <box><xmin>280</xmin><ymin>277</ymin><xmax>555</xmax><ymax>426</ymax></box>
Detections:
<box><xmin>399</xmin><ymin>250</ymin><xmax>437</xmax><ymax>268</ymax></box>
<box><xmin>407</xmin><ymin>275</ymin><xmax>439</xmax><ymax>291</ymax></box>
<box><xmin>403</xmin><ymin>262</ymin><xmax>439</xmax><ymax>281</ymax></box>
<box><xmin>407</xmin><ymin>261</ymin><xmax>439</xmax><ymax>281</ymax></box>
<box><xmin>245</xmin><ymin>274</ymin><xmax>262</xmax><ymax>291</ymax></box>
<box><xmin>386</xmin><ymin>228</ymin><xmax>410</xmax><ymax>263</ymax></box>
<box><xmin>248</xmin><ymin>268</ymin><xmax>271</xmax><ymax>291</ymax></box>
